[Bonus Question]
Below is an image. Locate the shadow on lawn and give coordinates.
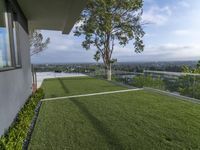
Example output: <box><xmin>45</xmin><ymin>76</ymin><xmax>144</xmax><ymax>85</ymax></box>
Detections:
<box><xmin>58</xmin><ymin>78</ymin><xmax>70</xmax><ymax>94</ymax></box>
<box><xmin>69</xmin><ymin>98</ymin><xmax>125</xmax><ymax>150</ymax></box>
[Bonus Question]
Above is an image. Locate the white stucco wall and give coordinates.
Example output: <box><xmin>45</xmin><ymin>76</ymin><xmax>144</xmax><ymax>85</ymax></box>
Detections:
<box><xmin>0</xmin><ymin>25</ymin><xmax>32</xmax><ymax>136</ymax></box>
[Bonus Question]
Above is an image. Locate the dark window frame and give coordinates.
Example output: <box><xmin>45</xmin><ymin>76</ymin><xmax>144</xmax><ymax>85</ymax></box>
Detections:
<box><xmin>0</xmin><ymin>0</ymin><xmax>28</xmax><ymax>72</ymax></box>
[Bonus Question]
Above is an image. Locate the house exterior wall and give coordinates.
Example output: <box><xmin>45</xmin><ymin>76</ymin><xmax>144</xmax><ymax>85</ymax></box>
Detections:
<box><xmin>0</xmin><ymin>19</ymin><xmax>32</xmax><ymax>136</ymax></box>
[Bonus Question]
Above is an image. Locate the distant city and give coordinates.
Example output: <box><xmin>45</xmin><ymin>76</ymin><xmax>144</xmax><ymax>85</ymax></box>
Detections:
<box><xmin>33</xmin><ymin>60</ymin><xmax>198</xmax><ymax>73</ymax></box>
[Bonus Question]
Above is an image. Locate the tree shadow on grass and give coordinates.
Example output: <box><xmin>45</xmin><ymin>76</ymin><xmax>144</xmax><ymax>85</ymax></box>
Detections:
<box><xmin>58</xmin><ymin>78</ymin><xmax>70</xmax><ymax>94</ymax></box>
<box><xmin>69</xmin><ymin>98</ymin><xmax>125</xmax><ymax>150</ymax></box>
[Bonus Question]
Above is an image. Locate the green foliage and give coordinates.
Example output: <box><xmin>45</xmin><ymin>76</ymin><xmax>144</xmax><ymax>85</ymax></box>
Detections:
<box><xmin>74</xmin><ymin>0</ymin><xmax>145</xmax><ymax>70</ymax></box>
<box><xmin>178</xmin><ymin>75</ymin><xmax>200</xmax><ymax>99</ymax></box>
<box><xmin>181</xmin><ymin>61</ymin><xmax>200</xmax><ymax>74</ymax></box>
<box><xmin>181</xmin><ymin>65</ymin><xmax>190</xmax><ymax>73</ymax></box>
<box><xmin>30</xmin><ymin>30</ymin><xmax>50</xmax><ymax>56</ymax></box>
<box><xmin>132</xmin><ymin>74</ymin><xmax>200</xmax><ymax>99</ymax></box>
<box><xmin>196</xmin><ymin>60</ymin><xmax>200</xmax><ymax>69</ymax></box>
<box><xmin>179</xmin><ymin>61</ymin><xmax>200</xmax><ymax>99</ymax></box>
<box><xmin>132</xmin><ymin>75</ymin><xmax>165</xmax><ymax>90</ymax></box>
<box><xmin>163</xmin><ymin>78</ymin><xmax>179</xmax><ymax>92</ymax></box>
<box><xmin>0</xmin><ymin>89</ymin><xmax>44</xmax><ymax>150</ymax></box>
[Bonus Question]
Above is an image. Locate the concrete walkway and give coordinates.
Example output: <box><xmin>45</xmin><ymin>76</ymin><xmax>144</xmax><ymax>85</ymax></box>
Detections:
<box><xmin>41</xmin><ymin>88</ymin><xmax>143</xmax><ymax>102</ymax></box>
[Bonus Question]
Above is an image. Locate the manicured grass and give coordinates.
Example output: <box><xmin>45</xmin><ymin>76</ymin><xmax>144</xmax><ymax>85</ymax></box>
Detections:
<box><xmin>29</xmin><ymin>77</ymin><xmax>200</xmax><ymax>150</ymax></box>
<box><xmin>42</xmin><ymin>76</ymin><xmax>127</xmax><ymax>98</ymax></box>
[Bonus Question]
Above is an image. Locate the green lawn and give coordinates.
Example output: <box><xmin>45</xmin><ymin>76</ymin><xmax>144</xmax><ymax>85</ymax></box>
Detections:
<box><xmin>42</xmin><ymin>76</ymin><xmax>126</xmax><ymax>98</ymax></box>
<box><xmin>29</xmin><ymin>77</ymin><xmax>200</xmax><ymax>150</ymax></box>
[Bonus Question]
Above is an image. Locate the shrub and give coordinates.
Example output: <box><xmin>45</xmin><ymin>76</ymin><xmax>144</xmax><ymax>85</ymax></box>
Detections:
<box><xmin>132</xmin><ymin>75</ymin><xmax>145</xmax><ymax>88</ymax></box>
<box><xmin>0</xmin><ymin>88</ymin><xmax>44</xmax><ymax>150</ymax></box>
<box><xmin>132</xmin><ymin>75</ymin><xmax>165</xmax><ymax>90</ymax></box>
<box><xmin>163</xmin><ymin>78</ymin><xmax>179</xmax><ymax>92</ymax></box>
<box><xmin>178</xmin><ymin>75</ymin><xmax>200</xmax><ymax>99</ymax></box>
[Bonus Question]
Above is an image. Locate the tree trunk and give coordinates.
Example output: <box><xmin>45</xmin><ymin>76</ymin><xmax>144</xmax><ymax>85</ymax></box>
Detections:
<box><xmin>106</xmin><ymin>63</ymin><xmax>112</xmax><ymax>81</ymax></box>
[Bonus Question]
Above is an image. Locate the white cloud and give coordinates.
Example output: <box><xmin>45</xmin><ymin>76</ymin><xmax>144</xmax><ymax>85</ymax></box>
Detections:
<box><xmin>32</xmin><ymin>30</ymin><xmax>97</xmax><ymax>63</ymax></box>
<box><xmin>40</xmin><ymin>30</ymin><xmax>82</xmax><ymax>52</ymax></box>
<box><xmin>144</xmin><ymin>43</ymin><xmax>200</xmax><ymax>61</ymax></box>
<box><xmin>142</xmin><ymin>6</ymin><xmax>172</xmax><ymax>26</ymax></box>
<box><xmin>144</xmin><ymin>33</ymin><xmax>156</xmax><ymax>38</ymax></box>
<box><xmin>178</xmin><ymin>1</ymin><xmax>190</xmax><ymax>8</ymax></box>
<box><xmin>112</xmin><ymin>43</ymin><xmax>200</xmax><ymax>62</ymax></box>
<box><xmin>172</xmin><ymin>29</ymin><xmax>192</xmax><ymax>36</ymax></box>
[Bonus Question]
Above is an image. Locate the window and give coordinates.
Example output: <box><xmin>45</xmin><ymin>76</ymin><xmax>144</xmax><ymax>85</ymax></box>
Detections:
<box><xmin>0</xmin><ymin>0</ymin><xmax>12</xmax><ymax>69</ymax></box>
<box><xmin>0</xmin><ymin>0</ymin><xmax>21</xmax><ymax>70</ymax></box>
<box><xmin>12</xmin><ymin>13</ymin><xmax>21</xmax><ymax>67</ymax></box>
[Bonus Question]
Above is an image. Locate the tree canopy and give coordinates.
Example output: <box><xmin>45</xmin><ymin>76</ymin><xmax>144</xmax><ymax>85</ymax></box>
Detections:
<box><xmin>30</xmin><ymin>30</ymin><xmax>50</xmax><ymax>56</ymax></box>
<box><xmin>74</xmin><ymin>0</ymin><xmax>145</xmax><ymax>80</ymax></box>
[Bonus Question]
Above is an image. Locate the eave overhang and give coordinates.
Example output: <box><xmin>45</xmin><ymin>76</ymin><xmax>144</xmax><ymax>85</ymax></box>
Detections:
<box><xmin>17</xmin><ymin>0</ymin><xmax>86</xmax><ymax>34</ymax></box>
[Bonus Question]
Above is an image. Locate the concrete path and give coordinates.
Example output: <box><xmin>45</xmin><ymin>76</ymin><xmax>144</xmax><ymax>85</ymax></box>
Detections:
<box><xmin>41</xmin><ymin>88</ymin><xmax>143</xmax><ymax>102</ymax></box>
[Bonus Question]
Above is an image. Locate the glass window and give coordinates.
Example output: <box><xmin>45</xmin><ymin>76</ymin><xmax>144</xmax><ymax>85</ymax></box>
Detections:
<box><xmin>0</xmin><ymin>0</ymin><xmax>22</xmax><ymax>70</ymax></box>
<box><xmin>12</xmin><ymin>14</ymin><xmax>21</xmax><ymax>67</ymax></box>
<box><xmin>0</xmin><ymin>0</ymin><xmax>12</xmax><ymax>69</ymax></box>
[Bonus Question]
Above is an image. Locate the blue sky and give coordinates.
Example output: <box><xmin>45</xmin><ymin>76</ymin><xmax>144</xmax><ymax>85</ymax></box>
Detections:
<box><xmin>32</xmin><ymin>0</ymin><xmax>200</xmax><ymax>64</ymax></box>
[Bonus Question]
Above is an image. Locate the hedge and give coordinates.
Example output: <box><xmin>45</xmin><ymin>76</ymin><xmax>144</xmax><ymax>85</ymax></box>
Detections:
<box><xmin>0</xmin><ymin>88</ymin><xmax>44</xmax><ymax>150</ymax></box>
<box><xmin>132</xmin><ymin>75</ymin><xmax>165</xmax><ymax>90</ymax></box>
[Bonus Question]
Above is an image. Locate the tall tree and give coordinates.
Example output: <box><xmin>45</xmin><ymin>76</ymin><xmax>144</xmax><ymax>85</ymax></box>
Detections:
<box><xmin>74</xmin><ymin>0</ymin><xmax>145</xmax><ymax>80</ymax></box>
<box><xmin>30</xmin><ymin>30</ymin><xmax>50</xmax><ymax>56</ymax></box>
